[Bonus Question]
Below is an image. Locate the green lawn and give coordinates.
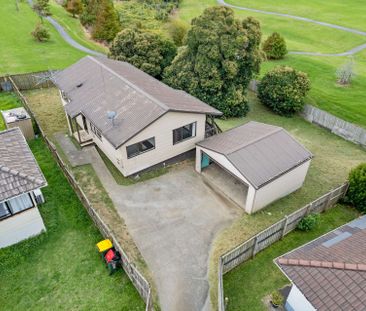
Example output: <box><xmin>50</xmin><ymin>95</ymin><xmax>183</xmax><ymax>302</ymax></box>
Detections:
<box><xmin>0</xmin><ymin>1</ymin><xmax>86</xmax><ymax>75</ymax></box>
<box><xmin>49</xmin><ymin>0</ymin><xmax>108</xmax><ymax>54</ymax></box>
<box><xmin>0</xmin><ymin>138</ymin><xmax>144</xmax><ymax>311</ymax></box>
<box><xmin>177</xmin><ymin>0</ymin><xmax>366</xmax><ymax>128</ymax></box>
<box><xmin>209</xmin><ymin>92</ymin><xmax>366</xmax><ymax>309</ymax></box>
<box><xmin>227</xmin><ymin>0</ymin><xmax>366</xmax><ymax>31</ymax></box>
<box><xmin>223</xmin><ymin>205</ymin><xmax>360</xmax><ymax>311</ymax></box>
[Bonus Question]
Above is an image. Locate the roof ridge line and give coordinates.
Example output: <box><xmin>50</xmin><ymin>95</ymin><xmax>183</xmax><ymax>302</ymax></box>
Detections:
<box><xmin>226</xmin><ymin>124</ymin><xmax>282</xmax><ymax>155</ymax></box>
<box><xmin>278</xmin><ymin>258</ymin><xmax>366</xmax><ymax>272</ymax></box>
<box><xmin>88</xmin><ymin>56</ymin><xmax>170</xmax><ymax>111</ymax></box>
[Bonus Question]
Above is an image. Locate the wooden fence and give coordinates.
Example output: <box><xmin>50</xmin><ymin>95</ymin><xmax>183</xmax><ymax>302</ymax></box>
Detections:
<box><xmin>7</xmin><ymin>77</ymin><xmax>154</xmax><ymax>311</ymax></box>
<box><xmin>302</xmin><ymin>105</ymin><xmax>366</xmax><ymax>148</ymax></box>
<box><xmin>218</xmin><ymin>182</ymin><xmax>349</xmax><ymax>311</ymax></box>
<box><xmin>0</xmin><ymin>71</ymin><xmax>56</xmax><ymax>91</ymax></box>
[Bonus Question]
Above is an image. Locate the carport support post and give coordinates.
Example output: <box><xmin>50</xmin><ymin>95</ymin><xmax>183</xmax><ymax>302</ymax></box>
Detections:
<box><xmin>195</xmin><ymin>148</ymin><xmax>202</xmax><ymax>173</ymax></box>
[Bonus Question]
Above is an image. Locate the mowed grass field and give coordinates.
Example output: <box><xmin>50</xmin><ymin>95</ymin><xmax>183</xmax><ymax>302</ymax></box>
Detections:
<box><xmin>178</xmin><ymin>0</ymin><xmax>366</xmax><ymax>128</ymax></box>
<box><xmin>0</xmin><ymin>1</ymin><xmax>86</xmax><ymax>74</ymax></box>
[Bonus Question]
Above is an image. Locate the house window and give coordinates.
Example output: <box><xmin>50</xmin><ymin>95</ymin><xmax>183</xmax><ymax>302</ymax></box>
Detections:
<box><xmin>90</xmin><ymin>122</ymin><xmax>102</xmax><ymax>140</ymax></box>
<box><xmin>173</xmin><ymin>122</ymin><xmax>197</xmax><ymax>145</ymax></box>
<box><xmin>0</xmin><ymin>193</ymin><xmax>34</xmax><ymax>221</ymax></box>
<box><xmin>126</xmin><ymin>137</ymin><xmax>155</xmax><ymax>159</ymax></box>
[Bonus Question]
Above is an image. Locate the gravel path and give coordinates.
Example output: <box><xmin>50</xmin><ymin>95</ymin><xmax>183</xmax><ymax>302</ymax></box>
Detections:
<box><xmin>218</xmin><ymin>0</ymin><xmax>366</xmax><ymax>57</ymax></box>
<box><xmin>28</xmin><ymin>0</ymin><xmax>105</xmax><ymax>57</ymax></box>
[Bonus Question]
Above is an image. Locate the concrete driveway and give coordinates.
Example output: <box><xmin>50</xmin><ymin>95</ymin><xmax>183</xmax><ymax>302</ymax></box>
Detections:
<box><xmin>87</xmin><ymin>149</ymin><xmax>241</xmax><ymax>311</ymax></box>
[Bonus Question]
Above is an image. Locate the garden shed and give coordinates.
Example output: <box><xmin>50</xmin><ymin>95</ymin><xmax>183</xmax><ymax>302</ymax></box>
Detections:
<box><xmin>195</xmin><ymin>122</ymin><xmax>313</xmax><ymax>214</ymax></box>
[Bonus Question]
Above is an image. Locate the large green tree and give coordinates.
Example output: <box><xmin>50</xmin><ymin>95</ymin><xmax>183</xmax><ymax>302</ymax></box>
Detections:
<box><xmin>109</xmin><ymin>28</ymin><xmax>177</xmax><ymax>78</ymax></box>
<box><xmin>91</xmin><ymin>0</ymin><xmax>120</xmax><ymax>42</ymax></box>
<box><xmin>163</xmin><ymin>6</ymin><xmax>262</xmax><ymax>117</ymax></box>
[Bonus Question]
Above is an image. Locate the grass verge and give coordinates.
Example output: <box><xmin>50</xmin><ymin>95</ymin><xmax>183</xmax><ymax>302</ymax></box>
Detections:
<box><xmin>223</xmin><ymin>205</ymin><xmax>360</xmax><ymax>311</ymax></box>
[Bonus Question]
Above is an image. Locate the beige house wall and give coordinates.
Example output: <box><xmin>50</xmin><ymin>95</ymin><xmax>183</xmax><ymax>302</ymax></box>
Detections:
<box><xmin>252</xmin><ymin>160</ymin><xmax>311</xmax><ymax>213</ymax></box>
<box><xmin>0</xmin><ymin>197</ymin><xmax>45</xmax><ymax>249</ymax></box>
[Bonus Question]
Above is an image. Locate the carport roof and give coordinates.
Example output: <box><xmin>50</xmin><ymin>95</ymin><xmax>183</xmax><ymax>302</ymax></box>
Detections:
<box><xmin>197</xmin><ymin>121</ymin><xmax>313</xmax><ymax>189</ymax></box>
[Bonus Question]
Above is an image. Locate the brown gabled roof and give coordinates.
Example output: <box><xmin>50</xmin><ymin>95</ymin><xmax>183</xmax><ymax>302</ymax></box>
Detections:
<box><xmin>0</xmin><ymin>128</ymin><xmax>47</xmax><ymax>202</ymax></box>
<box><xmin>53</xmin><ymin>56</ymin><xmax>222</xmax><ymax>148</ymax></box>
<box><xmin>197</xmin><ymin>121</ymin><xmax>313</xmax><ymax>189</ymax></box>
<box><xmin>276</xmin><ymin>216</ymin><xmax>366</xmax><ymax>311</ymax></box>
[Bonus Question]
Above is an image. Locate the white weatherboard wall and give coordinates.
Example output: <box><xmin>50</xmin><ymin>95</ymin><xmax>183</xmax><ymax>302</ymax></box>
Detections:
<box><xmin>119</xmin><ymin>112</ymin><xmax>206</xmax><ymax>176</ymax></box>
<box><xmin>0</xmin><ymin>207</ymin><xmax>46</xmax><ymax>248</ymax></box>
<box><xmin>83</xmin><ymin>111</ymin><xmax>207</xmax><ymax>176</ymax></box>
<box><xmin>252</xmin><ymin>160</ymin><xmax>311</xmax><ymax>213</ymax></box>
<box><xmin>286</xmin><ymin>285</ymin><xmax>316</xmax><ymax>311</ymax></box>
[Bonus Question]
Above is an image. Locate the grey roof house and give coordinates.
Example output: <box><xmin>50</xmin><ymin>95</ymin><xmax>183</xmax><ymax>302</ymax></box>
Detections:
<box><xmin>54</xmin><ymin>56</ymin><xmax>222</xmax><ymax>176</ymax></box>
<box><xmin>195</xmin><ymin>122</ymin><xmax>313</xmax><ymax>214</ymax></box>
<box><xmin>0</xmin><ymin>127</ymin><xmax>47</xmax><ymax>248</ymax></box>
<box><xmin>276</xmin><ymin>215</ymin><xmax>366</xmax><ymax>311</ymax></box>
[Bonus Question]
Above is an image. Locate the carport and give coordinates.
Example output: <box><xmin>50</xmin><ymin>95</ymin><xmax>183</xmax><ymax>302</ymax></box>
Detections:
<box><xmin>196</xmin><ymin>122</ymin><xmax>313</xmax><ymax>214</ymax></box>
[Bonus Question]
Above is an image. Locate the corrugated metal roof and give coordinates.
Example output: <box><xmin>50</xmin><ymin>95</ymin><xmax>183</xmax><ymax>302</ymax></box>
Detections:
<box><xmin>53</xmin><ymin>56</ymin><xmax>222</xmax><ymax>148</ymax></box>
<box><xmin>197</xmin><ymin>121</ymin><xmax>313</xmax><ymax>188</ymax></box>
<box><xmin>0</xmin><ymin>128</ymin><xmax>47</xmax><ymax>202</ymax></box>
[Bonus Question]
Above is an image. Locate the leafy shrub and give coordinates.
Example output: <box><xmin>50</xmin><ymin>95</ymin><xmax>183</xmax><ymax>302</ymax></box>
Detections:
<box><xmin>297</xmin><ymin>214</ymin><xmax>320</xmax><ymax>232</ymax></box>
<box><xmin>109</xmin><ymin>28</ymin><xmax>177</xmax><ymax>78</ymax></box>
<box><xmin>262</xmin><ymin>32</ymin><xmax>287</xmax><ymax>60</ymax></box>
<box><xmin>31</xmin><ymin>23</ymin><xmax>50</xmax><ymax>42</ymax></box>
<box><xmin>271</xmin><ymin>291</ymin><xmax>284</xmax><ymax>306</ymax></box>
<box><xmin>168</xmin><ymin>18</ymin><xmax>189</xmax><ymax>46</ymax></box>
<box><xmin>33</xmin><ymin>0</ymin><xmax>51</xmax><ymax>16</ymax></box>
<box><xmin>344</xmin><ymin>163</ymin><xmax>366</xmax><ymax>212</ymax></box>
<box><xmin>258</xmin><ymin>66</ymin><xmax>310</xmax><ymax>116</ymax></box>
<box><xmin>64</xmin><ymin>0</ymin><xmax>83</xmax><ymax>17</ymax></box>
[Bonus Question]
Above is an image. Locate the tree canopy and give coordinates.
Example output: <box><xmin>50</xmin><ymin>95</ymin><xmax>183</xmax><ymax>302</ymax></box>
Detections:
<box><xmin>64</xmin><ymin>0</ymin><xmax>83</xmax><ymax>18</ymax></box>
<box><xmin>109</xmin><ymin>28</ymin><xmax>177</xmax><ymax>78</ymax></box>
<box><xmin>163</xmin><ymin>6</ymin><xmax>262</xmax><ymax>117</ymax></box>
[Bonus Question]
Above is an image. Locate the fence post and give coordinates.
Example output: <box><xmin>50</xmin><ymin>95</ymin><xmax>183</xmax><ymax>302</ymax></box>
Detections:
<box><xmin>306</xmin><ymin>203</ymin><xmax>313</xmax><ymax>215</ymax></box>
<box><xmin>252</xmin><ymin>236</ymin><xmax>259</xmax><ymax>258</ymax></box>
<box><xmin>324</xmin><ymin>192</ymin><xmax>333</xmax><ymax>211</ymax></box>
<box><xmin>281</xmin><ymin>216</ymin><xmax>289</xmax><ymax>239</ymax></box>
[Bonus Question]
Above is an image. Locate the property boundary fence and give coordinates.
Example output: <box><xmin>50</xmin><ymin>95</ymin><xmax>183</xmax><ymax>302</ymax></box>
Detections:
<box><xmin>302</xmin><ymin>105</ymin><xmax>366</xmax><ymax>148</ymax></box>
<box><xmin>0</xmin><ymin>71</ymin><xmax>57</xmax><ymax>91</ymax></box>
<box><xmin>6</xmin><ymin>77</ymin><xmax>154</xmax><ymax>311</ymax></box>
<box><xmin>218</xmin><ymin>182</ymin><xmax>349</xmax><ymax>311</ymax></box>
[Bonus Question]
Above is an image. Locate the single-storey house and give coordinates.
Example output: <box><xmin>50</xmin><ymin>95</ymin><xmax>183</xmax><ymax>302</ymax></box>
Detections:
<box><xmin>275</xmin><ymin>215</ymin><xmax>366</xmax><ymax>311</ymax></box>
<box><xmin>195</xmin><ymin>122</ymin><xmax>313</xmax><ymax>214</ymax></box>
<box><xmin>0</xmin><ymin>128</ymin><xmax>47</xmax><ymax>248</ymax></box>
<box><xmin>53</xmin><ymin>56</ymin><xmax>222</xmax><ymax>177</ymax></box>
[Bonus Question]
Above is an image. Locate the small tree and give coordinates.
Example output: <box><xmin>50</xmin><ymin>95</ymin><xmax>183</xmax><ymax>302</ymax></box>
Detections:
<box><xmin>336</xmin><ymin>58</ymin><xmax>355</xmax><ymax>85</ymax></box>
<box><xmin>33</xmin><ymin>0</ymin><xmax>51</xmax><ymax>16</ymax></box>
<box><xmin>31</xmin><ymin>23</ymin><xmax>50</xmax><ymax>42</ymax></box>
<box><xmin>262</xmin><ymin>32</ymin><xmax>287</xmax><ymax>60</ymax></box>
<box><xmin>168</xmin><ymin>18</ymin><xmax>189</xmax><ymax>46</ymax></box>
<box><xmin>91</xmin><ymin>0</ymin><xmax>120</xmax><ymax>42</ymax></box>
<box><xmin>110</xmin><ymin>28</ymin><xmax>177</xmax><ymax>78</ymax></box>
<box><xmin>258</xmin><ymin>66</ymin><xmax>310</xmax><ymax>117</ymax></box>
<box><xmin>64</xmin><ymin>0</ymin><xmax>83</xmax><ymax>18</ymax></box>
<box><xmin>345</xmin><ymin>163</ymin><xmax>366</xmax><ymax>212</ymax></box>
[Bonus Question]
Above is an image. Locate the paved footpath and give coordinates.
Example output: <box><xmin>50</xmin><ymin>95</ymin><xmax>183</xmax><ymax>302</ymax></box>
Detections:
<box><xmin>218</xmin><ymin>0</ymin><xmax>366</xmax><ymax>56</ymax></box>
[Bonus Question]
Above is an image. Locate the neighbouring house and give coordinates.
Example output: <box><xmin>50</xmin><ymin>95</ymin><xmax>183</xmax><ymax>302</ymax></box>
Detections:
<box><xmin>276</xmin><ymin>215</ymin><xmax>366</xmax><ymax>311</ymax></box>
<box><xmin>195</xmin><ymin>122</ymin><xmax>313</xmax><ymax>214</ymax></box>
<box><xmin>0</xmin><ymin>128</ymin><xmax>47</xmax><ymax>248</ymax></box>
<box><xmin>53</xmin><ymin>56</ymin><xmax>222</xmax><ymax>177</ymax></box>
